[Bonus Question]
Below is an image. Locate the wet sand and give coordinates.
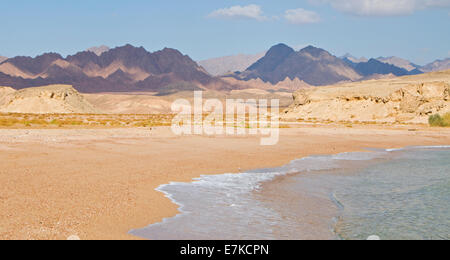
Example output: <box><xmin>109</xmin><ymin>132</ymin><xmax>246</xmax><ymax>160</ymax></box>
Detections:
<box><xmin>0</xmin><ymin>124</ymin><xmax>449</xmax><ymax>239</ymax></box>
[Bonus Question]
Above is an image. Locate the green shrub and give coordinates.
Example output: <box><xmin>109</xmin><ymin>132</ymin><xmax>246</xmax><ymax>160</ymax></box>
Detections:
<box><xmin>429</xmin><ymin>113</ymin><xmax>450</xmax><ymax>127</ymax></box>
<box><xmin>444</xmin><ymin>113</ymin><xmax>450</xmax><ymax>124</ymax></box>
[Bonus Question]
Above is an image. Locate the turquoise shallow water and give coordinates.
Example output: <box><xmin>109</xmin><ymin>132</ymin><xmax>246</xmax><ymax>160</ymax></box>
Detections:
<box><xmin>130</xmin><ymin>146</ymin><xmax>450</xmax><ymax>240</ymax></box>
<box><xmin>333</xmin><ymin>148</ymin><xmax>450</xmax><ymax>240</ymax></box>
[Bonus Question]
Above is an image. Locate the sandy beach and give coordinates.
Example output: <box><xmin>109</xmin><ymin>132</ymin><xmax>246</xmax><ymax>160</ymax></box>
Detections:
<box><xmin>0</xmin><ymin>124</ymin><xmax>450</xmax><ymax>240</ymax></box>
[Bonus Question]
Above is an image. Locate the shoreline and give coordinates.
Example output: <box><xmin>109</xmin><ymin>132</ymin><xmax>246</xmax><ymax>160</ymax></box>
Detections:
<box><xmin>138</xmin><ymin>145</ymin><xmax>450</xmax><ymax>240</ymax></box>
<box><xmin>258</xmin><ymin>145</ymin><xmax>450</xmax><ymax>240</ymax></box>
<box><xmin>0</xmin><ymin>125</ymin><xmax>450</xmax><ymax>239</ymax></box>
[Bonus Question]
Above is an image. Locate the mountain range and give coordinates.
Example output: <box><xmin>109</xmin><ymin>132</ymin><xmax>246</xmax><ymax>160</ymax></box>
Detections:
<box><xmin>0</xmin><ymin>45</ymin><xmax>232</xmax><ymax>93</ymax></box>
<box><xmin>343</xmin><ymin>55</ymin><xmax>450</xmax><ymax>74</ymax></box>
<box><xmin>421</xmin><ymin>58</ymin><xmax>450</xmax><ymax>72</ymax></box>
<box><xmin>86</xmin><ymin>45</ymin><xmax>110</xmax><ymax>56</ymax></box>
<box><xmin>198</xmin><ymin>52</ymin><xmax>266</xmax><ymax>76</ymax></box>
<box><xmin>203</xmin><ymin>44</ymin><xmax>449</xmax><ymax>86</ymax></box>
<box><xmin>376</xmin><ymin>56</ymin><xmax>420</xmax><ymax>72</ymax></box>
<box><xmin>343</xmin><ymin>58</ymin><xmax>423</xmax><ymax>77</ymax></box>
<box><xmin>1</xmin><ymin>44</ymin><xmax>449</xmax><ymax>92</ymax></box>
<box><xmin>231</xmin><ymin>44</ymin><xmax>361</xmax><ymax>86</ymax></box>
<box><xmin>340</xmin><ymin>53</ymin><xmax>368</xmax><ymax>64</ymax></box>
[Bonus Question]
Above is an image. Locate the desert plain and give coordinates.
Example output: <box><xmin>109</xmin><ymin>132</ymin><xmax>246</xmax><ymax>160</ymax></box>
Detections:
<box><xmin>0</xmin><ymin>123</ymin><xmax>449</xmax><ymax>240</ymax></box>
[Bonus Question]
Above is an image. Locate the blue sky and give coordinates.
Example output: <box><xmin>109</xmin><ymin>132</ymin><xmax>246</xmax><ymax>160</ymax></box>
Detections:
<box><xmin>1</xmin><ymin>0</ymin><xmax>449</xmax><ymax>65</ymax></box>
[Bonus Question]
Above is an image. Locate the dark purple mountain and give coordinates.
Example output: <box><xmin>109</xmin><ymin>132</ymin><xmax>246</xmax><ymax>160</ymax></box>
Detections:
<box><xmin>237</xmin><ymin>44</ymin><xmax>361</xmax><ymax>86</ymax></box>
<box><xmin>0</xmin><ymin>45</ymin><xmax>231</xmax><ymax>93</ymax></box>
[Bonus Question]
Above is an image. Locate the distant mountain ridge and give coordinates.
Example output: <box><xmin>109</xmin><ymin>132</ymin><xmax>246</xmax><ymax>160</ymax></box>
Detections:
<box><xmin>340</xmin><ymin>53</ymin><xmax>368</xmax><ymax>64</ymax></box>
<box><xmin>339</xmin><ymin>55</ymin><xmax>422</xmax><ymax>72</ymax></box>
<box><xmin>421</xmin><ymin>58</ymin><xmax>450</xmax><ymax>72</ymax></box>
<box><xmin>1</xmin><ymin>44</ymin><xmax>448</xmax><ymax>92</ymax></box>
<box><xmin>0</xmin><ymin>45</ymin><xmax>232</xmax><ymax>93</ymax></box>
<box><xmin>87</xmin><ymin>45</ymin><xmax>110</xmax><ymax>56</ymax></box>
<box><xmin>208</xmin><ymin>45</ymin><xmax>448</xmax><ymax>86</ymax></box>
<box><xmin>229</xmin><ymin>44</ymin><xmax>430</xmax><ymax>86</ymax></box>
<box><xmin>376</xmin><ymin>56</ymin><xmax>420</xmax><ymax>72</ymax></box>
<box><xmin>344</xmin><ymin>55</ymin><xmax>449</xmax><ymax>74</ymax></box>
<box><xmin>344</xmin><ymin>58</ymin><xmax>422</xmax><ymax>77</ymax></box>
<box><xmin>233</xmin><ymin>44</ymin><xmax>362</xmax><ymax>86</ymax></box>
<box><xmin>198</xmin><ymin>52</ymin><xmax>266</xmax><ymax>76</ymax></box>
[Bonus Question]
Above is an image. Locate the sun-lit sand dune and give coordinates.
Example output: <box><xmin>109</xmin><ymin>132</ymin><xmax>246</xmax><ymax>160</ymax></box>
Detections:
<box><xmin>0</xmin><ymin>85</ymin><xmax>99</xmax><ymax>114</ymax></box>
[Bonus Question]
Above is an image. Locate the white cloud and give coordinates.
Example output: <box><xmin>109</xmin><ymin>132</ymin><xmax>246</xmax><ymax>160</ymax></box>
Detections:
<box><xmin>284</xmin><ymin>9</ymin><xmax>321</xmax><ymax>24</ymax></box>
<box><xmin>208</xmin><ymin>5</ymin><xmax>267</xmax><ymax>21</ymax></box>
<box><xmin>311</xmin><ymin>0</ymin><xmax>450</xmax><ymax>16</ymax></box>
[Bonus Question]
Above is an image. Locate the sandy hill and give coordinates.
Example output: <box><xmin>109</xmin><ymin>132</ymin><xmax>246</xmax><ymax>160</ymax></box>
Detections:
<box><xmin>0</xmin><ymin>85</ymin><xmax>99</xmax><ymax>114</ymax></box>
<box><xmin>0</xmin><ymin>86</ymin><xmax>16</xmax><ymax>106</ymax></box>
<box><xmin>284</xmin><ymin>70</ymin><xmax>450</xmax><ymax>124</ymax></box>
<box><xmin>84</xmin><ymin>88</ymin><xmax>294</xmax><ymax>114</ymax></box>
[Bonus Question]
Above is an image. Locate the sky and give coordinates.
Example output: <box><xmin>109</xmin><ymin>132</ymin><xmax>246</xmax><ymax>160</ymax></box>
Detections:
<box><xmin>1</xmin><ymin>0</ymin><xmax>449</xmax><ymax>65</ymax></box>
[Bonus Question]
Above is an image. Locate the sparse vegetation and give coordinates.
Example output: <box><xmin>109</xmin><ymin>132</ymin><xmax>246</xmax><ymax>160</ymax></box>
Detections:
<box><xmin>428</xmin><ymin>113</ymin><xmax>450</xmax><ymax>127</ymax></box>
<box><xmin>0</xmin><ymin>113</ymin><xmax>175</xmax><ymax>129</ymax></box>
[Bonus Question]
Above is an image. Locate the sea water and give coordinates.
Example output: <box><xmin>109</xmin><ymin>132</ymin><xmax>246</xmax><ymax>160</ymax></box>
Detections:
<box><xmin>333</xmin><ymin>147</ymin><xmax>450</xmax><ymax>240</ymax></box>
<box><xmin>130</xmin><ymin>146</ymin><xmax>450</xmax><ymax>240</ymax></box>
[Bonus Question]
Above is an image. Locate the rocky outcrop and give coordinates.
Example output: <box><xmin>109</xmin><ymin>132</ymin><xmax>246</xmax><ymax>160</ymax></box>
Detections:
<box><xmin>283</xmin><ymin>71</ymin><xmax>450</xmax><ymax>124</ymax></box>
<box><xmin>0</xmin><ymin>85</ymin><xmax>99</xmax><ymax>114</ymax></box>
